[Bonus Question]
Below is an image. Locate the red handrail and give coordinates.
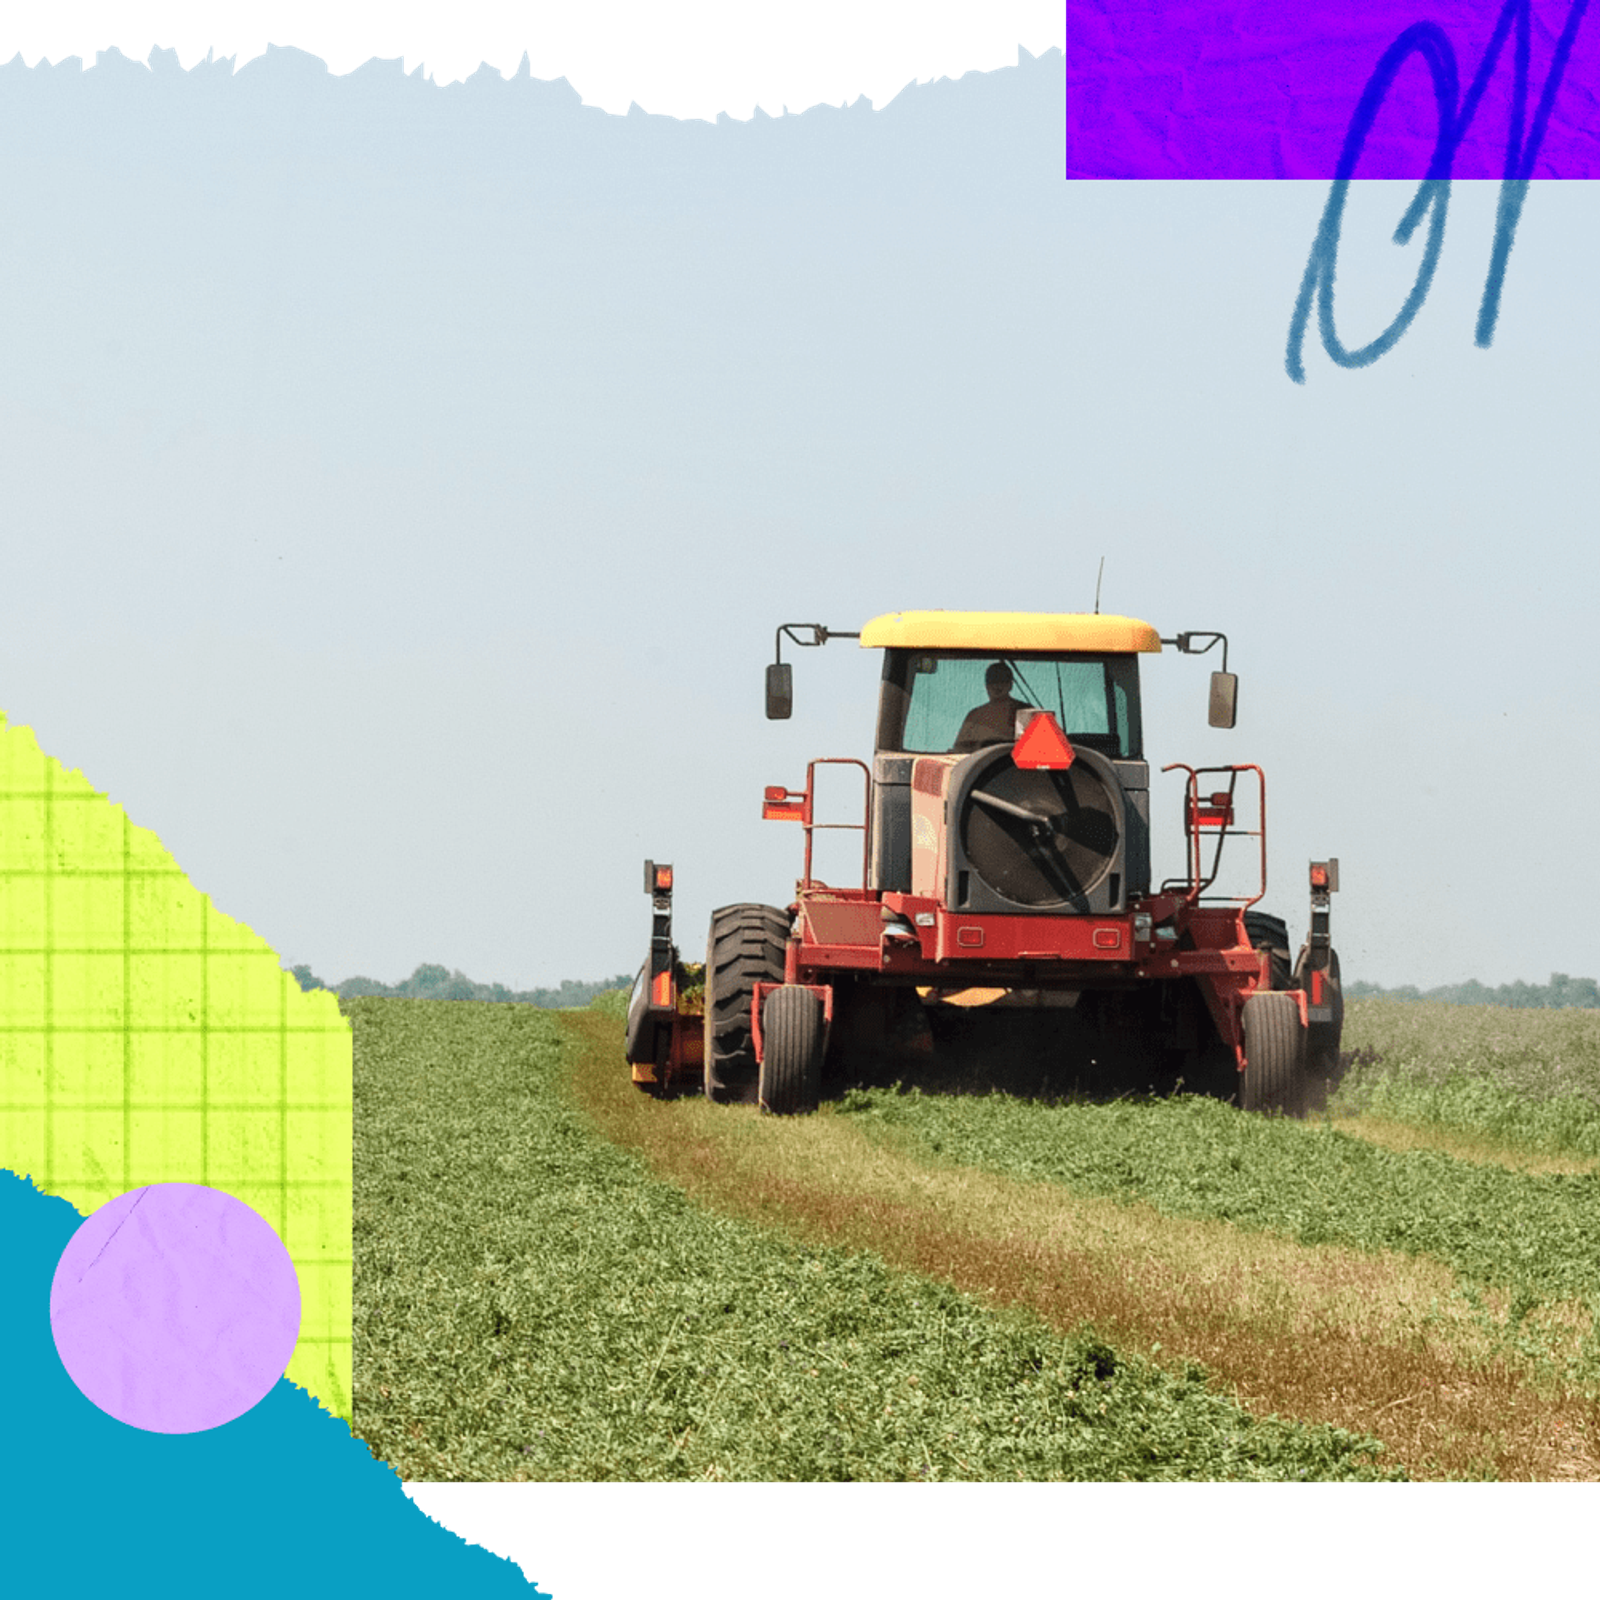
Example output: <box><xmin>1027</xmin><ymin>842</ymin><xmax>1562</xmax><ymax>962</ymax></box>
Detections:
<box><xmin>800</xmin><ymin>758</ymin><xmax>872</xmax><ymax>890</ymax></box>
<box><xmin>1159</xmin><ymin>762</ymin><xmax>1266</xmax><ymax>908</ymax></box>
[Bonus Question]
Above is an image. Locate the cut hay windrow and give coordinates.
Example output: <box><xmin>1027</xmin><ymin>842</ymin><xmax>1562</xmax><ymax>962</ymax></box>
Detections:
<box><xmin>568</xmin><ymin>1006</ymin><xmax>1600</xmax><ymax>1481</ymax></box>
<box><xmin>350</xmin><ymin>997</ymin><xmax>1396</xmax><ymax>1481</ymax></box>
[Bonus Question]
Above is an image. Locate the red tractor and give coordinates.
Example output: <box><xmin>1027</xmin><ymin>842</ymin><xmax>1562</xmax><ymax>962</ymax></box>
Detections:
<box><xmin>625</xmin><ymin>611</ymin><xmax>1342</xmax><ymax>1116</ymax></box>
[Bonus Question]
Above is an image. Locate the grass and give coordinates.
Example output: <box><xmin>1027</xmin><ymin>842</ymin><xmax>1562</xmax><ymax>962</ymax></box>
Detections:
<box><xmin>351</xmin><ymin>992</ymin><xmax>1600</xmax><ymax>1480</ymax></box>
<box><xmin>1335</xmin><ymin>1000</ymin><xmax>1600</xmax><ymax>1160</ymax></box>
<box><xmin>1330</xmin><ymin>1114</ymin><xmax>1600</xmax><ymax>1177</ymax></box>
<box><xmin>824</xmin><ymin>1086</ymin><xmax>1600</xmax><ymax>1318</ymax></box>
<box><xmin>571</xmin><ymin>1012</ymin><xmax>1600</xmax><ymax>1480</ymax></box>
<box><xmin>349</xmin><ymin>997</ymin><xmax>1396</xmax><ymax>1481</ymax></box>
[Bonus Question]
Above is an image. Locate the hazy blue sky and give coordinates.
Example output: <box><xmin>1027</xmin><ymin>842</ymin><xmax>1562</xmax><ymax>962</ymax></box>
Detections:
<box><xmin>3</xmin><ymin>38</ymin><xmax>1597</xmax><ymax>993</ymax></box>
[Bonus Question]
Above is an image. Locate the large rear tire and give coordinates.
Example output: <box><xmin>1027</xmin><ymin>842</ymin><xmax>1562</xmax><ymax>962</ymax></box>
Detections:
<box><xmin>758</xmin><ymin>985</ymin><xmax>825</xmax><ymax>1115</ymax></box>
<box><xmin>703</xmin><ymin>904</ymin><xmax>789</xmax><ymax>1104</ymax></box>
<box><xmin>1240</xmin><ymin>990</ymin><xmax>1307</xmax><ymax>1116</ymax></box>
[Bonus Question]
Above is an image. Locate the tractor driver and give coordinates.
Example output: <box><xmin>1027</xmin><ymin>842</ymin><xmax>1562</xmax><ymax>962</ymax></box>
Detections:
<box><xmin>952</xmin><ymin>662</ymin><xmax>1031</xmax><ymax>751</ymax></box>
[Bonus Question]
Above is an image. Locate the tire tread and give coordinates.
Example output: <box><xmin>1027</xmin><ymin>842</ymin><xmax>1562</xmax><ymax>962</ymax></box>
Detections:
<box><xmin>703</xmin><ymin>903</ymin><xmax>789</xmax><ymax>1102</ymax></box>
<box><xmin>759</xmin><ymin>985</ymin><xmax>825</xmax><ymax>1115</ymax></box>
<box><xmin>1241</xmin><ymin>989</ymin><xmax>1306</xmax><ymax>1115</ymax></box>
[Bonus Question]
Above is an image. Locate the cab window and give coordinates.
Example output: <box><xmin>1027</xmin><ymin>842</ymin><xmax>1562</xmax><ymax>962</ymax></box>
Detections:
<box><xmin>878</xmin><ymin>650</ymin><xmax>1140</xmax><ymax>758</ymax></box>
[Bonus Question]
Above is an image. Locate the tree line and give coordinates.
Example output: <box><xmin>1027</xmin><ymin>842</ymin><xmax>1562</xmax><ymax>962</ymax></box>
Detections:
<box><xmin>289</xmin><ymin>962</ymin><xmax>632</xmax><ymax>1009</ymax></box>
<box><xmin>1346</xmin><ymin>973</ymin><xmax>1600</xmax><ymax>1009</ymax></box>
<box><xmin>292</xmin><ymin>963</ymin><xmax>1600</xmax><ymax>1012</ymax></box>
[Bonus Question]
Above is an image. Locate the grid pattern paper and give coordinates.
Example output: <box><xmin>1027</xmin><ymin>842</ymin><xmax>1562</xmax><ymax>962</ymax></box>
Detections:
<box><xmin>0</xmin><ymin>713</ymin><xmax>353</xmax><ymax>1421</ymax></box>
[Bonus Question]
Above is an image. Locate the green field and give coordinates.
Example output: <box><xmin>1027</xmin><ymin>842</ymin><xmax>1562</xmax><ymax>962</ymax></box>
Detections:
<box><xmin>1334</xmin><ymin>999</ymin><xmax>1600</xmax><ymax>1158</ymax></box>
<box><xmin>351</xmin><ymin>995</ymin><xmax>1600</xmax><ymax>1481</ymax></box>
<box><xmin>350</xmin><ymin>997</ymin><xmax>1395</xmax><ymax>1481</ymax></box>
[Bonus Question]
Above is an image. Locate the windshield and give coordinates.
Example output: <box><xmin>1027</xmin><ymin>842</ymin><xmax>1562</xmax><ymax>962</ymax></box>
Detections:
<box><xmin>877</xmin><ymin>650</ymin><xmax>1142</xmax><ymax>758</ymax></box>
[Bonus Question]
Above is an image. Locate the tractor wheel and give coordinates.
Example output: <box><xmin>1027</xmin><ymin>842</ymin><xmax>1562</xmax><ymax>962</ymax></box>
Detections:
<box><xmin>758</xmin><ymin>985</ymin><xmax>826</xmax><ymax>1116</ymax></box>
<box><xmin>1240</xmin><ymin>990</ymin><xmax>1307</xmax><ymax>1116</ymax></box>
<box><xmin>703</xmin><ymin>904</ymin><xmax>789</xmax><ymax>1104</ymax></box>
<box><xmin>1243</xmin><ymin>911</ymin><xmax>1293</xmax><ymax>991</ymax></box>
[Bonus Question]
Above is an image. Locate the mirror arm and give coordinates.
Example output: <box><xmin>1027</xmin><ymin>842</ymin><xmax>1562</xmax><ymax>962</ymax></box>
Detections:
<box><xmin>1160</xmin><ymin>631</ymin><xmax>1229</xmax><ymax>674</ymax></box>
<box><xmin>773</xmin><ymin>622</ymin><xmax>861</xmax><ymax>665</ymax></box>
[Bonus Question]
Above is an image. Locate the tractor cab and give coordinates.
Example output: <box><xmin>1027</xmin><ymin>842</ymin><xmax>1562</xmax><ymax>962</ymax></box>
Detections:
<box><xmin>859</xmin><ymin>613</ymin><xmax>1161</xmax><ymax>912</ymax></box>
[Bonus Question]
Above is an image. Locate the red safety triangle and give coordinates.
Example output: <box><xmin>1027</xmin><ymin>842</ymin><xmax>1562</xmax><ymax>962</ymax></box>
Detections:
<box><xmin>1012</xmin><ymin>711</ymin><xmax>1075</xmax><ymax>770</ymax></box>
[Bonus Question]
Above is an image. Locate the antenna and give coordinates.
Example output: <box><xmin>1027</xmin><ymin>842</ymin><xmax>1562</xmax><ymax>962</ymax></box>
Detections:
<box><xmin>1093</xmin><ymin>556</ymin><xmax>1105</xmax><ymax>615</ymax></box>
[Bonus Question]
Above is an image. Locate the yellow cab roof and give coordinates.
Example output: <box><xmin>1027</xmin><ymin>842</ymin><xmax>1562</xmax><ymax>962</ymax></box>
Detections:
<box><xmin>858</xmin><ymin>611</ymin><xmax>1163</xmax><ymax>653</ymax></box>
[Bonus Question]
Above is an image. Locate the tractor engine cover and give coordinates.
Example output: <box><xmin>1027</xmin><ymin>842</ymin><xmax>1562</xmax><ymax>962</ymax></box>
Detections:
<box><xmin>947</xmin><ymin>744</ymin><xmax>1129</xmax><ymax>915</ymax></box>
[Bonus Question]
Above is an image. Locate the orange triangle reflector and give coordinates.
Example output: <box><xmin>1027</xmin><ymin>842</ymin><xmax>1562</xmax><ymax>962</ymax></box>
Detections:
<box><xmin>1012</xmin><ymin>711</ymin><xmax>1075</xmax><ymax>770</ymax></box>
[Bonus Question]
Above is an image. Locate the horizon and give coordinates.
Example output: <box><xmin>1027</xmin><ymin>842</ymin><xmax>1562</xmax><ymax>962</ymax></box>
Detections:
<box><xmin>298</xmin><ymin>956</ymin><xmax>1600</xmax><ymax>1005</ymax></box>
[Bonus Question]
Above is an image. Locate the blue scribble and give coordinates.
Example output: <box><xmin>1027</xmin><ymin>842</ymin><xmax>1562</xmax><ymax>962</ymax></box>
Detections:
<box><xmin>1287</xmin><ymin>0</ymin><xmax>1590</xmax><ymax>382</ymax></box>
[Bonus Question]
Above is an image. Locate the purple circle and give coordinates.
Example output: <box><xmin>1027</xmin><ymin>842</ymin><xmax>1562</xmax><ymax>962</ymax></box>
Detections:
<box><xmin>50</xmin><ymin>1183</ymin><xmax>301</xmax><ymax>1433</ymax></box>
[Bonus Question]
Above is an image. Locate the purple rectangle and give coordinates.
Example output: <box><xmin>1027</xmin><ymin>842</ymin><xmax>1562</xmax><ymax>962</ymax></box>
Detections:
<box><xmin>1067</xmin><ymin>0</ymin><xmax>1600</xmax><ymax>177</ymax></box>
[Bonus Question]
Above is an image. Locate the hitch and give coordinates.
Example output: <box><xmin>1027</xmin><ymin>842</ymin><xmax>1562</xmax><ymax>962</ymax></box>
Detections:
<box><xmin>1304</xmin><ymin>859</ymin><xmax>1339</xmax><ymax>1022</ymax></box>
<box><xmin>644</xmin><ymin>859</ymin><xmax>675</xmax><ymax>1007</ymax></box>
<box><xmin>624</xmin><ymin>859</ymin><xmax>706</xmax><ymax>1092</ymax></box>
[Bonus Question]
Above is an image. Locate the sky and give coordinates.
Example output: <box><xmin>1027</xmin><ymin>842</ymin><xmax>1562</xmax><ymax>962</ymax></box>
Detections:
<box><xmin>1</xmin><ymin>41</ymin><xmax>1596</xmax><ymax>995</ymax></box>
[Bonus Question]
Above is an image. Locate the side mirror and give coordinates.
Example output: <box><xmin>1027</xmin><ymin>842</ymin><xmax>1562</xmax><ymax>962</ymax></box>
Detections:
<box><xmin>765</xmin><ymin>662</ymin><xmax>793</xmax><ymax>720</ymax></box>
<box><xmin>1208</xmin><ymin>671</ymin><xmax>1238</xmax><ymax>729</ymax></box>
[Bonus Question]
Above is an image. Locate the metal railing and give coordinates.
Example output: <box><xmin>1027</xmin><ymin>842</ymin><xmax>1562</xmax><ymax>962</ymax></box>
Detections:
<box><xmin>798</xmin><ymin>758</ymin><xmax>872</xmax><ymax>890</ymax></box>
<box><xmin>1159</xmin><ymin>763</ymin><xmax>1266</xmax><ymax>907</ymax></box>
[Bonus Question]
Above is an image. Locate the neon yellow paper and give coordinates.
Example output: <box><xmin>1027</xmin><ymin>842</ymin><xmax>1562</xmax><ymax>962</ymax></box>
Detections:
<box><xmin>0</xmin><ymin>712</ymin><xmax>352</xmax><ymax>1421</ymax></box>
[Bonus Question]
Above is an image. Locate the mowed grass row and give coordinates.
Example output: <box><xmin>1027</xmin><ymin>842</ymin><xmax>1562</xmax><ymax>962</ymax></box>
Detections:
<box><xmin>821</xmin><ymin>1087</ymin><xmax>1600</xmax><ymax>1442</ymax></box>
<box><xmin>349</xmin><ymin>997</ymin><xmax>1394</xmax><ymax>1482</ymax></box>
<box><xmin>569</xmin><ymin>1009</ymin><xmax>1600</xmax><ymax>1480</ymax></box>
<box><xmin>830</xmin><ymin>1086</ymin><xmax>1600</xmax><ymax>1323</ymax></box>
<box><xmin>1335</xmin><ymin>1000</ymin><xmax>1600</xmax><ymax>1160</ymax></box>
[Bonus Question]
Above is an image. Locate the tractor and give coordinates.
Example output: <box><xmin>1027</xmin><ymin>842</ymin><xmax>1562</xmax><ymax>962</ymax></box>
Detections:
<box><xmin>624</xmin><ymin>611</ymin><xmax>1342</xmax><ymax>1116</ymax></box>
